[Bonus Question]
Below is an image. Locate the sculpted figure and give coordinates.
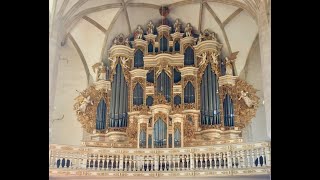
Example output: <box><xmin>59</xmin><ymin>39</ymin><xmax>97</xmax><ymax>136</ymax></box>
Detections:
<box><xmin>135</xmin><ymin>25</ymin><xmax>143</xmax><ymax>39</ymax></box>
<box><xmin>147</xmin><ymin>21</ymin><xmax>154</xmax><ymax>34</ymax></box>
<box><xmin>184</xmin><ymin>23</ymin><xmax>192</xmax><ymax>37</ymax></box>
<box><xmin>92</xmin><ymin>62</ymin><xmax>106</xmax><ymax>81</ymax></box>
<box><xmin>174</xmin><ymin>19</ymin><xmax>181</xmax><ymax>33</ymax></box>
<box><xmin>238</xmin><ymin>90</ymin><xmax>253</xmax><ymax>107</ymax></box>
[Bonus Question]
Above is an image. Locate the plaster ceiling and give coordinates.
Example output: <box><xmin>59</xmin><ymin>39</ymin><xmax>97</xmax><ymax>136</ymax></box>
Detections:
<box><xmin>53</xmin><ymin>0</ymin><xmax>265</xmax><ymax>81</ymax></box>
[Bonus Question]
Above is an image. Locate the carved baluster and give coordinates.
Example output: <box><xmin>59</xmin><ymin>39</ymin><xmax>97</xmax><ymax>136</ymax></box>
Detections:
<box><xmin>236</xmin><ymin>151</ymin><xmax>240</xmax><ymax>168</ymax></box>
<box><xmin>265</xmin><ymin>146</ymin><xmax>271</xmax><ymax>166</ymax></box>
<box><xmin>209</xmin><ymin>153</ymin><xmax>212</xmax><ymax>169</ymax></box>
<box><xmin>256</xmin><ymin>149</ymin><xmax>261</xmax><ymax>167</ymax></box>
<box><xmin>198</xmin><ymin>154</ymin><xmax>201</xmax><ymax>170</ymax></box>
<box><xmin>261</xmin><ymin>148</ymin><xmax>265</xmax><ymax>167</ymax></box>
<box><xmin>194</xmin><ymin>155</ymin><xmax>197</xmax><ymax>170</ymax></box>
<box><xmin>150</xmin><ymin>157</ymin><xmax>154</xmax><ymax>171</ymax></box>
<box><xmin>73</xmin><ymin>154</ymin><xmax>78</xmax><ymax>169</ymax></box>
<box><xmin>166</xmin><ymin>155</ymin><xmax>170</xmax><ymax>171</ymax></box>
<box><xmin>97</xmin><ymin>154</ymin><xmax>101</xmax><ymax>170</ymax></box>
<box><xmin>111</xmin><ymin>155</ymin><xmax>115</xmax><ymax>171</ymax></box>
<box><xmin>133</xmin><ymin>156</ymin><xmax>136</xmax><ymax>171</ymax></box>
<box><xmin>227</xmin><ymin>151</ymin><xmax>232</xmax><ymax>169</ymax></box>
<box><xmin>212</xmin><ymin>153</ymin><xmax>216</xmax><ymax>169</ymax></box>
<box><xmin>106</xmin><ymin>156</ymin><xmax>110</xmax><ymax>171</ymax></box>
<box><xmin>68</xmin><ymin>153</ymin><xmax>73</xmax><ymax>169</ymax></box>
<box><xmin>187</xmin><ymin>155</ymin><xmax>190</xmax><ymax>170</ymax></box>
<box><xmin>128</xmin><ymin>156</ymin><xmax>131</xmax><ymax>171</ymax></box>
<box><xmin>223</xmin><ymin>152</ymin><xmax>226</xmax><ymax>169</ymax></box>
<box><xmin>205</xmin><ymin>153</ymin><xmax>209</xmax><ymax>169</ymax></box>
<box><xmin>189</xmin><ymin>153</ymin><xmax>194</xmax><ymax>170</ymax></box>
<box><xmin>245</xmin><ymin>150</ymin><xmax>250</xmax><ymax>168</ymax></box>
<box><xmin>182</xmin><ymin>155</ymin><xmax>185</xmax><ymax>170</ymax></box>
<box><xmin>83</xmin><ymin>154</ymin><xmax>88</xmax><ymax>169</ymax></box>
<box><xmin>251</xmin><ymin>149</ymin><xmax>255</xmax><ymax>167</ymax></box>
<box><xmin>239</xmin><ymin>150</ymin><xmax>244</xmax><ymax>168</ymax></box>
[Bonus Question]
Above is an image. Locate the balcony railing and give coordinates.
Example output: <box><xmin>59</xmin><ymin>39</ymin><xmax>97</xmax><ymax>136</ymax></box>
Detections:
<box><xmin>49</xmin><ymin>141</ymin><xmax>270</xmax><ymax>177</ymax></box>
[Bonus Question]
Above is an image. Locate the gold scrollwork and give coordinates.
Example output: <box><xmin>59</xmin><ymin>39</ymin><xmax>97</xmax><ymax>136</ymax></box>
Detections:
<box><xmin>183</xmin><ymin>75</ymin><xmax>196</xmax><ymax>88</ymax></box>
<box><xmin>74</xmin><ymin>86</ymin><xmax>109</xmax><ymax>133</ymax></box>
<box><xmin>219</xmin><ymin>78</ymin><xmax>259</xmax><ymax>128</ymax></box>
<box><xmin>153</xmin><ymin>94</ymin><xmax>169</xmax><ymax>105</ymax></box>
<box><xmin>132</xmin><ymin>77</ymin><xmax>145</xmax><ymax>89</ymax></box>
<box><xmin>154</xmin><ymin>112</ymin><xmax>167</xmax><ymax>123</ymax></box>
<box><xmin>183</xmin><ymin>116</ymin><xmax>195</xmax><ymax>144</ymax></box>
<box><xmin>174</xmin><ymin>122</ymin><xmax>181</xmax><ymax>132</ymax></box>
<box><xmin>126</xmin><ymin>117</ymin><xmax>138</xmax><ymax>145</ymax></box>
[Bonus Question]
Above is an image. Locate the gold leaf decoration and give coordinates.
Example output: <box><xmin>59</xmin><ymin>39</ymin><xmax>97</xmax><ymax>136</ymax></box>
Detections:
<box><xmin>126</xmin><ymin>117</ymin><xmax>138</xmax><ymax>145</ymax></box>
<box><xmin>219</xmin><ymin>78</ymin><xmax>259</xmax><ymax>128</ymax></box>
<box><xmin>73</xmin><ymin>86</ymin><xmax>109</xmax><ymax>133</ymax></box>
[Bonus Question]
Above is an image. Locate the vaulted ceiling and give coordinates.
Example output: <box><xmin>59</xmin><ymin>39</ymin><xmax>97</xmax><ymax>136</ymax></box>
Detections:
<box><xmin>50</xmin><ymin>0</ymin><xmax>270</xmax><ymax>83</ymax></box>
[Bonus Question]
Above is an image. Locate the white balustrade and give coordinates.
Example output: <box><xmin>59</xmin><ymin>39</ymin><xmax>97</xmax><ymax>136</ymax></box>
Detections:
<box><xmin>49</xmin><ymin>141</ymin><xmax>270</xmax><ymax>176</ymax></box>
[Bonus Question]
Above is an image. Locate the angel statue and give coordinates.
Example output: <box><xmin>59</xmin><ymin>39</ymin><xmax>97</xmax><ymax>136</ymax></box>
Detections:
<box><xmin>174</xmin><ymin>19</ymin><xmax>181</xmax><ymax>33</ymax></box>
<box><xmin>147</xmin><ymin>21</ymin><xmax>154</xmax><ymax>34</ymax></box>
<box><xmin>108</xmin><ymin>57</ymin><xmax>117</xmax><ymax>70</ymax></box>
<box><xmin>197</xmin><ymin>52</ymin><xmax>207</xmax><ymax>67</ymax></box>
<box><xmin>238</xmin><ymin>90</ymin><xmax>253</xmax><ymax>107</ymax></box>
<box><xmin>92</xmin><ymin>62</ymin><xmax>106</xmax><ymax>81</ymax></box>
<box><xmin>225</xmin><ymin>51</ymin><xmax>239</xmax><ymax>76</ymax></box>
<box><xmin>134</xmin><ymin>25</ymin><xmax>143</xmax><ymax>39</ymax></box>
<box><xmin>184</xmin><ymin>23</ymin><xmax>192</xmax><ymax>37</ymax></box>
<box><xmin>210</xmin><ymin>52</ymin><xmax>219</xmax><ymax>65</ymax></box>
<box><xmin>120</xmin><ymin>56</ymin><xmax>129</xmax><ymax>69</ymax></box>
<box><xmin>77</xmin><ymin>95</ymin><xmax>93</xmax><ymax>114</ymax></box>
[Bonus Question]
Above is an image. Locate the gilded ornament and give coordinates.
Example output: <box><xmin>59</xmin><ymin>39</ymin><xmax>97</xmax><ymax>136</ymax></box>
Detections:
<box><xmin>74</xmin><ymin>86</ymin><xmax>109</xmax><ymax>133</ymax></box>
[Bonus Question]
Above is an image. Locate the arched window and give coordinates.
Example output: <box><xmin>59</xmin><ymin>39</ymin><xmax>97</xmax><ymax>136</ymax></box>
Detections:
<box><xmin>96</xmin><ymin>98</ymin><xmax>107</xmax><ymax>130</ymax></box>
<box><xmin>133</xmin><ymin>83</ymin><xmax>143</xmax><ymax>106</ymax></box>
<box><xmin>134</xmin><ymin>49</ymin><xmax>144</xmax><ymax>68</ymax></box>
<box><xmin>146</xmin><ymin>69</ymin><xmax>154</xmax><ymax>83</ymax></box>
<box><xmin>146</xmin><ymin>96</ymin><xmax>153</xmax><ymax>106</ymax></box>
<box><xmin>173</xmin><ymin>68</ymin><xmax>181</xmax><ymax>83</ymax></box>
<box><xmin>154</xmin><ymin>118</ymin><xmax>167</xmax><ymax>148</ymax></box>
<box><xmin>184</xmin><ymin>46</ymin><xmax>194</xmax><ymax>65</ymax></box>
<box><xmin>174</xmin><ymin>129</ymin><xmax>181</xmax><ymax>148</ymax></box>
<box><xmin>174</xmin><ymin>95</ymin><xmax>181</xmax><ymax>106</ymax></box>
<box><xmin>184</xmin><ymin>81</ymin><xmax>195</xmax><ymax>103</ymax></box>
<box><xmin>159</xmin><ymin>37</ymin><xmax>168</xmax><ymax>52</ymax></box>
<box><xmin>174</xmin><ymin>41</ymin><xmax>180</xmax><ymax>52</ymax></box>
<box><xmin>139</xmin><ymin>130</ymin><xmax>146</xmax><ymax>148</ymax></box>
<box><xmin>148</xmin><ymin>41</ymin><xmax>153</xmax><ymax>53</ymax></box>
<box><xmin>157</xmin><ymin>70</ymin><xmax>171</xmax><ymax>102</ymax></box>
<box><xmin>223</xmin><ymin>94</ymin><xmax>234</xmax><ymax>127</ymax></box>
<box><xmin>200</xmin><ymin>64</ymin><xmax>220</xmax><ymax>125</ymax></box>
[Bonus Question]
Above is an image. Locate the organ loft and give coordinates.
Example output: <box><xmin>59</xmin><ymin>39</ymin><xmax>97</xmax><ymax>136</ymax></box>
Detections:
<box><xmin>73</xmin><ymin>7</ymin><xmax>259</xmax><ymax>149</ymax></box>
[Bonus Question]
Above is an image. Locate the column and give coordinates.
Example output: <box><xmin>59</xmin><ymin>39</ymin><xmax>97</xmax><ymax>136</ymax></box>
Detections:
<box><xmin>257</xmin><ymin>1</ymin><xmax>271</xmax><ymax>139</ymax></box>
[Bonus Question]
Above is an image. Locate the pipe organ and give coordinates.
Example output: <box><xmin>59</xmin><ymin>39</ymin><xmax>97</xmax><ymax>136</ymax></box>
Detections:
<box><xmin>74</xmin><ymin>14</ymin><xmax>259</xmax><ymax>149</ymax></box>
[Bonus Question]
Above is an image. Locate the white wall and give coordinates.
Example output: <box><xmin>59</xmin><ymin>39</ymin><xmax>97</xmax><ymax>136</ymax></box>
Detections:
<box><xmin>51</xmin><ymin>38</ymin><xmax>87</xmax><ymax>146</ymax></box>
<box><xmin>239</xmin><ymin>37</ymin><xmax>269</xmax><ymax>142</ymax></box>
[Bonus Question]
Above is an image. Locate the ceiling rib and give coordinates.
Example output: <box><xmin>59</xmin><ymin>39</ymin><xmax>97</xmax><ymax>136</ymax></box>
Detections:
<box><xmin>83</xmin><ymin>16</ymin><xmax>107</xmax><ymax>33</ymax></box>
<box><xmin>222</xmin><ymin>8</ymin><xmax>243</xmax><ymax>27</ymax></box>
<box><xmin>68</xmin><ymin>33</ymin><xmax>91</xmax><ymax>85</ymax></box>
<box><xmin>121</xmin><ymin>0</ymin><xmax>132</xmax><ymax>34</ymax></box>
<box><xmin>203</xmin><ymin>2</ymin><xmax>231</xmax><ymax>54</ymax></box>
